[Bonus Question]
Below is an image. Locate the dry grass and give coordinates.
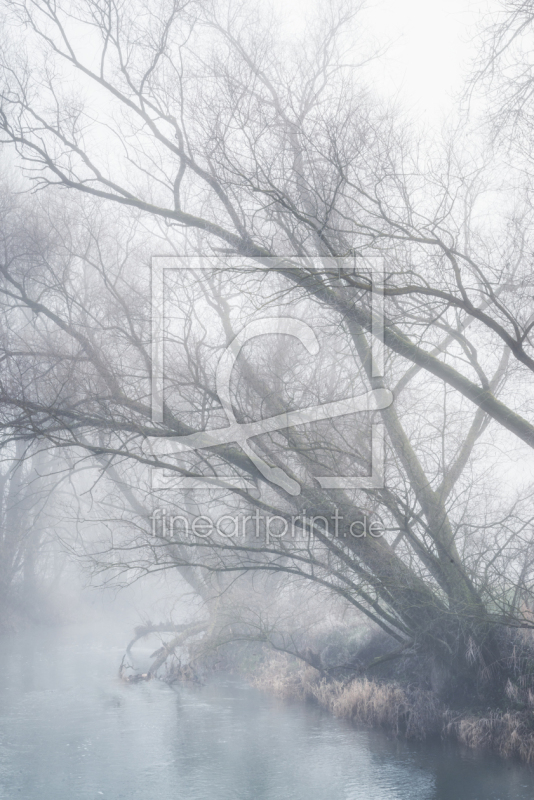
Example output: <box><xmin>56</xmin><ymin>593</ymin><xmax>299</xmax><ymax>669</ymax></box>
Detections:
<box><xmin>313</xmin><ymin>676</ymin><xmax>442</xmax><ymax>739</ymax></box>
<box><xmin>253</xmin><ymin>653</ymin><xmax>319</xmax><ymax>702</ymax></box>
<box><xmin>314</xmin><ymin>677</ymin><xmax>408</xmax><ymax>732</ymax></box>
<box><xmin>250</xmin><ymin>653</ymin><xmax>534</xmax><ymax>761</ymax></box>
<box><xmin>445</xmin><ymin>711</ymin><xmax>534</xmax><ymax>763</ymax></box>
<box><xmin>252</xmin><ymin>655</ymin><xmax>441</xmax><ymax>738</ymax></box>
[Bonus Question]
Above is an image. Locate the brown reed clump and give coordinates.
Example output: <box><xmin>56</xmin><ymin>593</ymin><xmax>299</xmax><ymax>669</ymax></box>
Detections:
<box><xmin>313</xmin><ymin>677</ymin><xmax>408</xmax><ymax>733</ymax></box>
<box><xmin>445</xmin><ymin>711</ymin><xmax>534</xmax><ymax>763</ymax></box>
<box><xmin>252</xmin><ymin>653</ymin><xmax>319</xmax><ymax>701</ymax></box>
<box><xmin>252</xmin><ymin>655</ymin><xmax>442</xmax><ymax>739</ymax></box>
<box><xmin>311</xmin><ymin>676</ymin><xmax>443</xmax><ymax>739</ymax></box>
<box><xmin>250</xmin><ymin>652</ymin><xmax>534</xmax><ymax>761</ymax></box>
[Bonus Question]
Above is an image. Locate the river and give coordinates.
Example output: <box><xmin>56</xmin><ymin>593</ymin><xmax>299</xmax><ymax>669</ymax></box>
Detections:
<box><xmin>0</xmin><ymin>624</ymin><xmax>533</xmax><ymax>799</ymax></box>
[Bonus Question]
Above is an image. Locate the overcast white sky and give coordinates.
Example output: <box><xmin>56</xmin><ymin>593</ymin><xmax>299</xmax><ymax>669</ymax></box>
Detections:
<box><xmin>277</xmin><ymin>0</ymin><xmax>497</xmax><ymax>126</ymax></box>
<box><xmin>366</xmin><ymin>0</ymin><xmax>491</xmax><ymax>116</ymax></box>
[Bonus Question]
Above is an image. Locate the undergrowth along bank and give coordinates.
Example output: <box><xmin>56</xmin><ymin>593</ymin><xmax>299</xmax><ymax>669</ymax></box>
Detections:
<box><xmin>251</xmin><ymin>655</ymin><xmax>534</xmax><ymax>764</ymax></box>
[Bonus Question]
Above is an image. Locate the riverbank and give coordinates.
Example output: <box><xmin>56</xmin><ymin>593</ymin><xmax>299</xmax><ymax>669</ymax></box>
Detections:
<box><xmin>250</xmin><ymin>654</ymin><xmax>534</xmax><ymax>764</ymax></box>
<box><xmin>120</xmin><ymin>615</ymin><xmax>534</xmax><ymax>765</ymax></box>
<box><xmin>6</xmin><ymin>624</ymin><xmax>534</xmax><ymax>800</ymax></box>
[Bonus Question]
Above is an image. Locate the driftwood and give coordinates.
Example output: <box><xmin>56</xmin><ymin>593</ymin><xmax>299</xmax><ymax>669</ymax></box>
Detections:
<box><xmin>126</xmin><ymin>621</ymin><xmax>203</xmax><ymax>654</ymax></box>
<box><xmin>163</xmin><ymin>659</ymin><xmax>202</xmax><ymax>684</ymax></box>
<box><xmin>118</xmin><ymin>655</ymin><xmax>151</xmax><ymax>682</ymax></box>
<box><xmin>147</xmin><ymin>622</ymin><xmax>208</xmax><ymax>676</ymax></box>
<box><xmin>120</xmin><ymin>620</ymin><xmax>208</xmax><ymax>683</ymax></box>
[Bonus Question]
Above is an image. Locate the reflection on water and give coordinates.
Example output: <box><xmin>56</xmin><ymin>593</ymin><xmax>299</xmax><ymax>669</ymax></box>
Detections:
<box><xmin>0</xmin><ymin>625</ymin><xmax>533</xmax><ymax>799</ymax></box>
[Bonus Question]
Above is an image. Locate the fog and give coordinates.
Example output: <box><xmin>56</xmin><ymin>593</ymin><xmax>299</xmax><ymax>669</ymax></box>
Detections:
<box><xmin>1</xmin><ymin>0</ymin><xmax>534</xmax><ymax>796</ymax></box>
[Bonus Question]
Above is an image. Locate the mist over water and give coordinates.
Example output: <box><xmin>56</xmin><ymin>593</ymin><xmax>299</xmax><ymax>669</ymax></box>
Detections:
<box><xmin>2</xmin><ymin>0</ymin><xmax>534</xmax><ymax>795</ymax></box>
<box><xmin>0</xmin><ymin>619</ymin><xmax>533</xmax><ymax>800</ymax></box>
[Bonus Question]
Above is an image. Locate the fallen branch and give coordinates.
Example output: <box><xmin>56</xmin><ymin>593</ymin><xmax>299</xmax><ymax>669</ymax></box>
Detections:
<box><xmin>126</xmin><ymin>620</ymin><xmax>206</xmax><ymax>653</ymax></box>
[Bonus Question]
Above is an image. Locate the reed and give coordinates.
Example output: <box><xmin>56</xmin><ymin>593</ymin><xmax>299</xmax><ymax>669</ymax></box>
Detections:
<box><xmin>445</xmin><ymin>712</ymin><xmax>534</xmax><ymax>763</ymax></box>
<box><xmin>250</xmin><ymin>653</ymin><xmax>534</xmax><ymax>761</ymax></box>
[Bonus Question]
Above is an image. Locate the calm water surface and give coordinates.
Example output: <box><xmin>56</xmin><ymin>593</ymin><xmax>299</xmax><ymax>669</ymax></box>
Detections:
<box><xmin>0</xmin><ymin>625</ymin><xmax>533</xmax><ymax>799</ymax></box>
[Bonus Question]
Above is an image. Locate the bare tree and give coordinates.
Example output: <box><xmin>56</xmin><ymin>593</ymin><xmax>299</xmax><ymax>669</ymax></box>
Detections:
<box><xmin>0</xmin><ymin>0</ymin><xmax>533</xmax><ymax>701</ymax></box>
